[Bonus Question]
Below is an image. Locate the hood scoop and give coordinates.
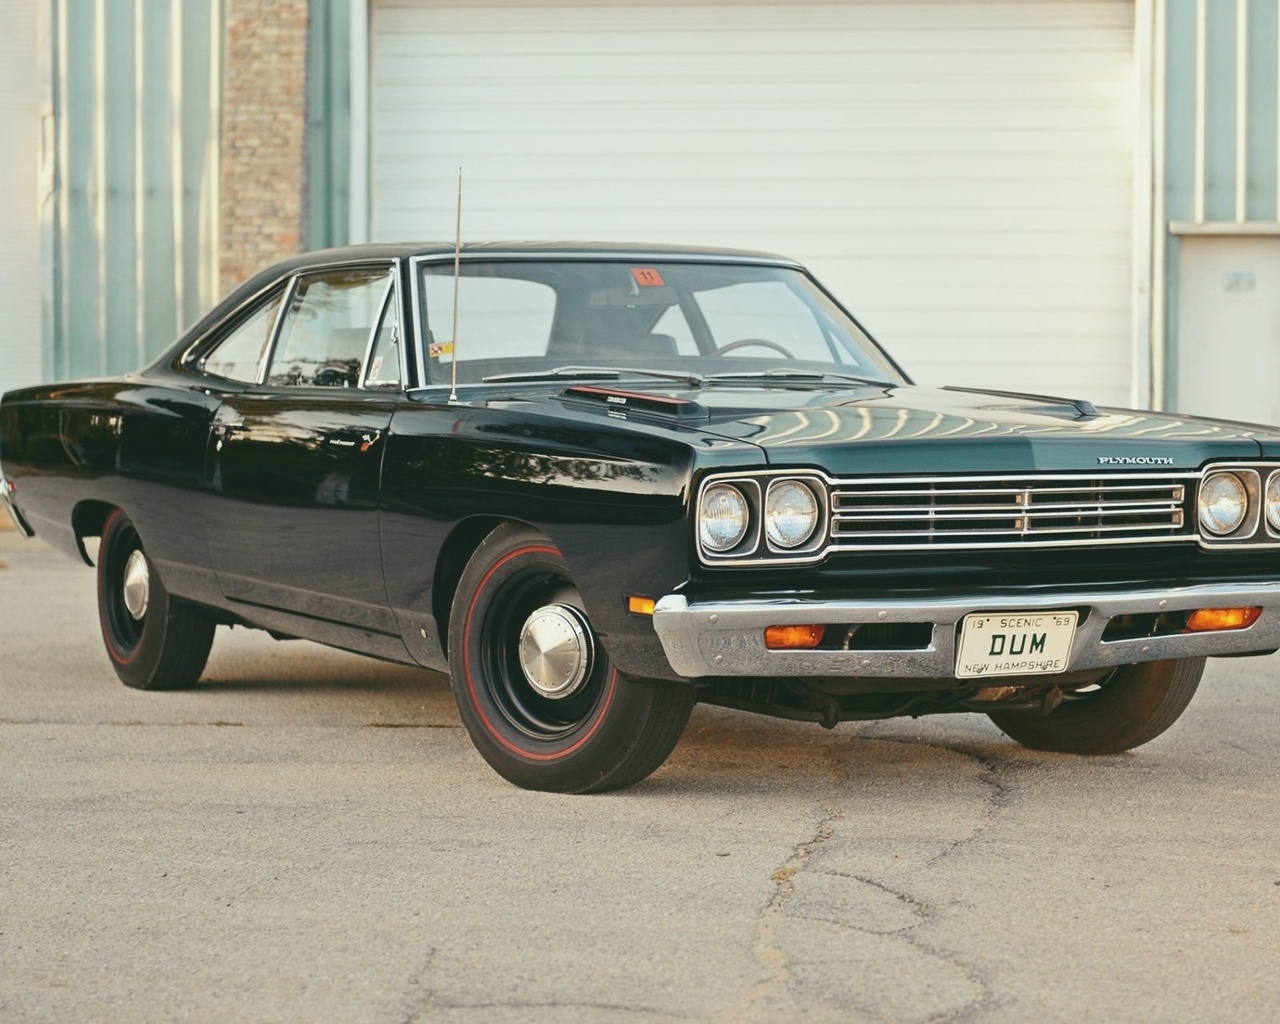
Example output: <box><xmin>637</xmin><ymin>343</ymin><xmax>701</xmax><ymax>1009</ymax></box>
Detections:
<box><xmin>562</xmin><ymin>384</ymin><xmax>710</xmax><ymax>422</ymax></box>
<box><xmin>941</xmin><ymin>385</ymin><xmax>1099</xmax><ymax>420</ymax></box>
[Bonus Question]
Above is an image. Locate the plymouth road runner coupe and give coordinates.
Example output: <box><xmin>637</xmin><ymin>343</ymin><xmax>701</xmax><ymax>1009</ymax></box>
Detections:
<box><xmin>4</xmin><ymin>243</ymin><xmax>1280</xmax><ymax>792</ymax></box>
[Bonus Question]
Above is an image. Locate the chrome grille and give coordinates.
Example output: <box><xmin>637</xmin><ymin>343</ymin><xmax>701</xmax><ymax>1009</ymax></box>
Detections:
<box><xmin>829</xmin><ymin>473</ymin><xmax>1196</xmax><ymax>550</ymax></box>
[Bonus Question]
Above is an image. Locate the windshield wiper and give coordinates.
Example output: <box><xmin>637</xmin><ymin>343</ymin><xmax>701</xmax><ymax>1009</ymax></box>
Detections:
<box><xmin>705</xmin><ymin>368</ymin><xmax>886</xmax><ymax>386</ymax></box>
<box><xmin>483</xmin><ymin>365</ymin><xmax>705</xmax><ymax>386</ymax></box>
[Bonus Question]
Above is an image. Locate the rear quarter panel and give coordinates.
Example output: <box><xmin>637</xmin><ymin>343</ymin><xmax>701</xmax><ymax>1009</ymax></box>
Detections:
<box><xmin>0</xmin><ymin>377</ymin><xmax>222</xmax><ymax>601</ymax></box>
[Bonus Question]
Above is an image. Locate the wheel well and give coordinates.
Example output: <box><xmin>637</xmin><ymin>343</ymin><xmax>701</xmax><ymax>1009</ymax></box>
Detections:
<box><xmin>71</xmin><ymin>500</ymin><xmax>116</xmax><ymax>566</ymax></box>
<box><xmin>432</xmin><ymin>516</ymin><xmax>512</xmax><ymax>657</ymax></box>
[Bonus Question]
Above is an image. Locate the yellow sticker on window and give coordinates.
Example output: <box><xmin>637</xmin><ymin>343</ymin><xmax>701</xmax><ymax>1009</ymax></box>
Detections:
<box><xmin>429</xmin><ymin>341</ymin><xmax>455</xmax><ymax>358</ymax></box>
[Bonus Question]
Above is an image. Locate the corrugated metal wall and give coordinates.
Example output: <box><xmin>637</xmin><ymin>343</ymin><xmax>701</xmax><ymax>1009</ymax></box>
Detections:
<box><xmin>45</xmin><ymin>0</ymin><xmax>223</xmax><ymax>381</ymax></box>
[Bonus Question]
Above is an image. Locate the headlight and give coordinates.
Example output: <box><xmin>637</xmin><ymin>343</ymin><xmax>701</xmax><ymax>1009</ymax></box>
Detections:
<box><xmin>1199</xmin><ymin>472</ymin><xmax>1248</xmax><ymax>536</ymax></box>
<box><xmin>1268</xmin><ymin>473</ymin><xmax>1280</xmax><ymax>533</ymax></box>
<box><xmin>699</xmin><ymin>483</ymin><xmax>750</xmax><ymax>552</ymax></box>
<box><xmin>765</xmin><ymin>479</ymin><xmax>819</xmax><ymax>548</ymax></box>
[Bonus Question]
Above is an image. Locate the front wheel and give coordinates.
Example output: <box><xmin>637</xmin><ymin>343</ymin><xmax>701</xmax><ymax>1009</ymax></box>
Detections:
<box><xmin>986</xmin><ymin>657</ymin><xmax>1205</xmax><ymax>754</ymax></box>
<box><xmin>97</xmin><ymin>508</ymin><xmax>215</xmax><ymax>690</ymax></box>
<box><xmin>448</xmin><ymin>523</ymin><xmax>695</xmax><ymax>793</ymax></box>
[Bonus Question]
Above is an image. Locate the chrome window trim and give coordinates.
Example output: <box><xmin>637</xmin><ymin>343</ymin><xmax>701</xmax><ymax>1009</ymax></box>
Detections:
<box><xmin>255</xmin><ymin>274</ymin><xmax>299</xmax><ymax>385</ymax></box>
<box><xmin>409</xmin><ymin>254</ymin><xmax>427</xmax><ymax>388</ymax></box>
<box><xmin>257</xmin><ymin>260</ymin><xmax>397</xmax><ymax>390</ymax></box>
<box><xmin>406</xmin><ymin>252</ymin><xmax>807</xmax><ymax>390</ymax></box>
<box><xmin>181</xmin><ymin>255</ymin><xmax>397</xmax><ymax>372</ymax></box>
<box><xmin>357</xmin><ymin>269</ymin><xmax>403</xmax><ymax>390</ymax></box>
<box><xmin>407</xmin><ymin>251</ymin><xmax>802</xmax><ymax>268</ymax></box>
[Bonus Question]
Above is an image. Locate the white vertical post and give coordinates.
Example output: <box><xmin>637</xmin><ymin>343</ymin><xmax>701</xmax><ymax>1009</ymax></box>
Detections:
<box><xmin>93</xmin><ymin>0</ymin><xmax>106</xmax><ymax>374</ymax></box>
<box><xmin>1193</xmin><ymin>0</ymin><xmax>1207</xmax><ymax>224</ymax></box>
<box><xmin>170</xmin><ymin>2</ymin><xmax>185</xmax><ymax>328</ymax></box>
<box><xmin>203</xmin><ymin>0</ymin><xmax>222</xmax><ymax>308</ymax></box>
<box><xmin>1132</xmin><ymin>0</ymin><xmax>1156</xmax><ymax>410</ymax></box>
<box><xmin>1235</xmin><ymin>0</ymin><xmax>1248</xmax><ymax>223</ymax></box>
<box><xmin>1151</xmin><ymin>0</ymin><xmax>1169</xmax><ymax>410</ymax></box>
<box><xmin>55</xmin><ymin>0</ymin><xmax>70</xmax><ymax>378</ymax></box>
<box><xmin>349</xmin><ymin>0</ymin><xmax>370</xmax><ymax>243</ymax></box>
<box><xmin>132</xmin><ymin>0</ymin><xmax>145</xmax><ymax>367</ymax></box>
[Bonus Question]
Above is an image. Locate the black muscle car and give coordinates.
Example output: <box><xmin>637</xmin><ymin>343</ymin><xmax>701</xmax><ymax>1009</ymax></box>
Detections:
<box><xmin>4</xmin><ymin>243</ymin><xmax>1280</xmax><ymax>792</ymax></box>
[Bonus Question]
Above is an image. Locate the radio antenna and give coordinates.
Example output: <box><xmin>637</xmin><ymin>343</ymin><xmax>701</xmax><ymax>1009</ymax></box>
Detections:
<box><xmin>449</xmin><ymin>167</ymin><xmax>463</xmax><ymax>402</ymax></box>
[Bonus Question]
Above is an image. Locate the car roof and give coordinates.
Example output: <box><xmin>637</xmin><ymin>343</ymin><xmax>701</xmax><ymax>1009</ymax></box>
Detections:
<box><xmin>289</xmin><ymin>240</ymin><xmax>802</xmax><ymax>266</ymax></box>
<box><xmin>159</xmin><ymin>241</ymin><xmax>809</xmax><ymax>375</ymax></box>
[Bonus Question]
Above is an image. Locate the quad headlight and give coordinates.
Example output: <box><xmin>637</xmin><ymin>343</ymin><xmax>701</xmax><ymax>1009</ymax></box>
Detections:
<box><xmin>1198</xmin><ymin>471</ymin><xmax>1248</xmax><ymax>536</ymax></box>
<box><xmin>696</xmin><ymin>473</ymin><xmax>829</xmax><ymax>562</ymax></box>
<box><xmin>1267</xmin><ymin>472</ymin><xmax>1280</xmax><ymax>533</ymax></box>
<box><xmin>698</xmin><ymin>482</ymin><xmax>750</xmax><ymax>552</ymax></box>
<box><xmin>764</xmin><ymin>479</ymin><xmax>820</xmax><ymax>549</ymax></box>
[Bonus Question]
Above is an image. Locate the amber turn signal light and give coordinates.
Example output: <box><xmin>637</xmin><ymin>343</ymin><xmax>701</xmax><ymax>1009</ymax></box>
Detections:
<box><xmin>627</xmin><ymin>595</ymin><xmax>656</xmax><ymax>616</ymax></box>
<box><xmin>764</xmin><ymin>624</ymin><xmax>825</xmax><ymax>650</ymax></box>
<box><xmin>1186</xmin><ymin>607</ymin><xmax>1262</xmax><ymax>632</ymax></box>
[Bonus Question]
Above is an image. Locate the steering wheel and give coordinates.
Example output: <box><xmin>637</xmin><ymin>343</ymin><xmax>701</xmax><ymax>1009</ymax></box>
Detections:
<box><xmin>717</xmin><ymin>338</ymin><xmax>796</xmax><ymax>359</ymax></box>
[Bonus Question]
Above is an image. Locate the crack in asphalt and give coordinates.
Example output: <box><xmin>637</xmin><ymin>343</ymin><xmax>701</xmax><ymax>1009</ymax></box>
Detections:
<box><xmin>425</xmin><ymin>1001</ymin><xmax>700</xmax><ymax>1019</ymax></box>
<box><xmin>399</xmin><ymin>947</ymin><xmax>439</xmax><ymax>1024</ymax></box>
<box><xmin>717</xmin><ymin>804</ymin><xmax>841</xmax><ymax>1022</ymax></box>
<box><xmin>716</xmin><ymin>734</ymin><xmax>1012</xmax><ymax>1022</ymax></box>
<box><xmin>872</xmin><ymin>735</ymin><xmax>1014</xmax><ymax>867</ymax></box>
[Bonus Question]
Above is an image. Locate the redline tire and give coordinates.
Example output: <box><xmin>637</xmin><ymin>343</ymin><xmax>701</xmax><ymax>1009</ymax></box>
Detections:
<box><xmin>448</xmin><ymin>523</ymin><xmax>695</xmax><ymax>793</ymax></box>
<box><xmin>97</xmin><ymin>509</ymin><xmax>215</xmax><ymax>690</ymax></box>
<box><xmin>987</xmin><ymin>657</ymin><xmax>1205</xmax><ymax>755</ymax></box>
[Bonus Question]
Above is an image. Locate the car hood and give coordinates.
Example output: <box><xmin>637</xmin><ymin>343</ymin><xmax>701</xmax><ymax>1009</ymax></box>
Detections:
<box><xmin>543</xmin><ymin>381</ymin><xmax>1277</xmax><ymax>474</ymax></box>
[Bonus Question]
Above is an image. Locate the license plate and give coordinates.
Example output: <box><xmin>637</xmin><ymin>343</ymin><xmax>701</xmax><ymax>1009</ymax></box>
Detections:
<box><xmin>955</xmin><ymin>611</ymin><xmax>1078</xmax><ymax>679</ymax></box>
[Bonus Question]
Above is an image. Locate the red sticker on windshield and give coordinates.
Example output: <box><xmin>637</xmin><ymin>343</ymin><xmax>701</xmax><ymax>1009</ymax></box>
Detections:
<box><xmin>630</xmin><ymin>267</ymin><xmax>665</xmax><ymax>287</ymax></box>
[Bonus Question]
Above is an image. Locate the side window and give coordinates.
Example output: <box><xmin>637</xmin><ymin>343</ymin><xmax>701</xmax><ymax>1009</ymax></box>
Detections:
<box><xmin>696</xmin><ymin>281</ymin><xmax>834</xmax><ymax>362</ymax></box>
<box><xmin>199</xmin><ymin>290</ymin><xmax>284</xmax><ymax>382</ymax></box>
<box><xmin>267</xmin><ymin>267</ymin><xmax>391</xmax><ymax>388</ymax></box>
<box><xmin>363</xmin><ymin>282</ymin><xmax>402</xmax><ymax>389</ymax></box>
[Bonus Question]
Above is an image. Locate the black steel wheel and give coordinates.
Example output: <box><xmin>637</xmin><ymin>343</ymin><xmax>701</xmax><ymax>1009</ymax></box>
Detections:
<box><xmin>986</xmin><ymin>657</ymin><xmax>1205</xmax><ymax>755</ymax></box>
<box><xmin>448</xmin><ymin>523</ymin><xmax>695</xmax><ymax>793</ymax></box>
<box><xmin>97</xmin><ymin>508</ymin><xmax>215</xmax><ymax>690</ymax></box>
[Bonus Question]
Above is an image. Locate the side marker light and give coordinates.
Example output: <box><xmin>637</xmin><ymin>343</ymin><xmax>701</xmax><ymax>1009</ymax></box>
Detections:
<box><xmin>1186</xmin><ymin>607</ymin><xmax>1262</xmax><ymax>632</ymax></box>
<box><xmin>765</xmin><ymin>625</ymin><xmax>825</xmax><ymax>650</ymax></box>
<box><xmin>627</xmin><ymin>596</ymin><xmax>656</xmax><ymax>616</ymax></box>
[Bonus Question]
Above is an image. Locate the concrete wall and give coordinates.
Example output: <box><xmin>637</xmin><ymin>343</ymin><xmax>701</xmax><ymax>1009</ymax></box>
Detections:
<box><xmin>0</xmin><ymin>2</ymin><xmax>44</xmax><ymax>397</ymax></box>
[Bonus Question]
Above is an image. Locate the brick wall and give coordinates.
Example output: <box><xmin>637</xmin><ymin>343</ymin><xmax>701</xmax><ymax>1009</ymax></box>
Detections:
<box><xmin>219</xmin><ymin>0</ymin><xmax>310</xmax><ymax>293</ymax></box>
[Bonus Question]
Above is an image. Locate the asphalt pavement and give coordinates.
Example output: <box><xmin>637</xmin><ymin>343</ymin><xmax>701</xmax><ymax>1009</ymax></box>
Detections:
<box><xmin>2</xmin><ymin>528</ymin><xmax>1278</xmax><ymax>1023</ymax></box>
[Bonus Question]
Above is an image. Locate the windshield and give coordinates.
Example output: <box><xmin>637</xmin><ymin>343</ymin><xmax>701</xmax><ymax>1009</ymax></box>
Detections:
<box><xmin>417</xmin><ymin>259</ymin><xmax>902</xmax><ymax>386</ymax></box>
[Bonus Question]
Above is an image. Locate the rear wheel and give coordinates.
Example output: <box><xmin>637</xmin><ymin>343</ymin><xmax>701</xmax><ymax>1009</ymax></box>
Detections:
<box><xmin>97</xmin><ymin>509</ymin><xmax>215</xmax><ymax>690</ymax></box>
<box><xmin>986</xmin><ymin>657</ymin><xmax>1205</xmax><ymax>754</ymax></box>
<box><xmin>448</xmin><ymin>523</ymin><xmax>695</xmax><ymax>793</ymax></box>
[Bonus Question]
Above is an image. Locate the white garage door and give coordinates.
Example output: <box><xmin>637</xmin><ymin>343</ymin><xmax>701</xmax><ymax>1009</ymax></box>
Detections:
<box><xmin>371</xmin><ymin>1</ymin><xmax>1136</xmax><ymax>405</ymax></box>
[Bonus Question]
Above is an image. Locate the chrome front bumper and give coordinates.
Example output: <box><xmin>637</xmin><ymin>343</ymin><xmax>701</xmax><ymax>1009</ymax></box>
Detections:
<box><xmin>651</xmin><ymin>583</ymin><xmax>1280</xmax><ymax>679</ymax></box>
<box><xmin>0</xmin><ymin>475</ymin><xmax>34</xmax><ymax>538</ymax></box>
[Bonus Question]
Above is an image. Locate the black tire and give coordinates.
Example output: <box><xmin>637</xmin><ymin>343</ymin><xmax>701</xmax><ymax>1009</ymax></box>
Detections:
<box><xmin>986</xmin><ymin>657</ymin><xmax>1205</xmax><ymax>755</ymax></box>
<box><xmin>97</xmin><ymin>508</ymin><xmax>215</xmax><ymax>690</ymax></box>
<box><xmin>448</xmin><ymin>523</ymin><xmax>695</xmax><ymax>793</ymax></box>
